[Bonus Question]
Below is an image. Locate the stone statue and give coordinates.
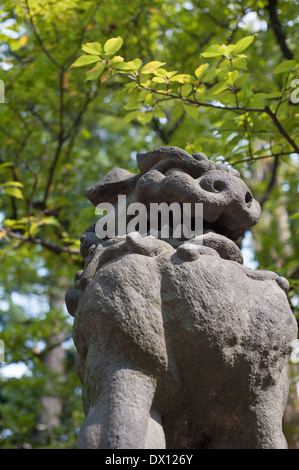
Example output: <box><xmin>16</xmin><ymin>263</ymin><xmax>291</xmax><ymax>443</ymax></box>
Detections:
<box><xmin>65</xmin><ymin>146</ymin><xmax>298</xmax><ymax>449</ymax></box>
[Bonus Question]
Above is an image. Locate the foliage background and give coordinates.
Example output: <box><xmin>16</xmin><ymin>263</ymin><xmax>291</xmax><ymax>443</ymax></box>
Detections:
<box><xmin>0</xmin><ymin>0</ymin><xmax>298</xmax><ymax>448</ymax></box>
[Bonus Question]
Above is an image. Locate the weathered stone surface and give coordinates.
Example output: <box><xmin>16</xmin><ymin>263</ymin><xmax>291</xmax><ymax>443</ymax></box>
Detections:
<box><xmin>65</xmin><ymin>146</ymin><xmax>298</xmax><ymax>449</ymax></box>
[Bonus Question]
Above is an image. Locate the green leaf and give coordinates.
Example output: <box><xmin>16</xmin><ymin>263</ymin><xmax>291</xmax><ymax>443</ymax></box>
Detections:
<box><xmin>201</xmin><ymin>44</ymin><xmax>226</xmax><ymax>58</ymax></box>
<box><xmin>220</xmin><ymin>91</ymin><xmax>239</xmax><ymax>105</ymax></box>
<box><xmin>100</xmin><ymin>70</ymin><xmax>111</xmax><ymax>83</ymax></box>
<box><xmin>151</xmin><ymin>68</ymin><xmax>169</xmax><ymax>77</ymax></box>
<box><xmin>2</xmin><ymin>181</ymin><xmax>24</xmax><ymax>188</ymax></box>
<box><xmin>166</xmin><ymin>71</ymin><xmax>178</xmax><ymax>79</ymax></box>
<box><xmin>117</xmin><ymin>59</ymin><xmax>142</xmax><ymax>71</ymax></box>
<box><xmin>0</xmin><ymin>162</ymin><xmax>13</xmax><ymax>172</ymax></box>
<box><xmin>137</xmin><ymin>111</ymin><xmax>153</xmax><ymax>124</ymax></box>
<box><xmin>194</xmin><ymin>84</ymin><xmax>206</xmax><ymax>98</ymax></box>
<box><xmin>71</xmin><ymin>55</ymin><xmax>100</xmax><ymax>67</ymax></box>
<box><xmin>124</xmin><ymin>89</ymin><xmax>140</xmax><ymax>110</ymax></box>
<box><xmin>235</xmin><ymin>73</ymin><xmax>251</xmax><ymax>88</ymax></box>
<box><xmin>210</xmin><ymin>82</ymin><xmax>228</xmax><ymax>94</ymax></box>
<box><xmin>171</xmin><ymin>103</ymin><xmax>185</xmax><ymax>120</ymax></box>
<box><xmin>181</xmin><ymin>84</ymin><xmax>193</xmax><ymax>96</ymax></box>
<box><xmin>85</xmin><ymin>63</ymin><xmax>105</xmax><ymax>81</ymax></box>
<box><xmin>2</xmin><ymin>186</ymin><xmax>24</xmax><ymax>199</ymax></box>
<box><xmin>169</xmin><ymin>74</ymin><xmax>193</xmax><ymax>83</ymax></box>
<box><xmin>227</xmin><ymin>70</ymin><xmax>239</xmax><ymax>85</ymax></box>
<box><xmin>266</xmin><ymin>91</ymin><xmax>283</xmax><ymax>98</ymax></box>
<box><xmin>3</xmin><ymin>217</ymin><xmax>27</xmax><ymax>228</ymax></box>
<box><xmin>274</xmin><ymin>60</ymin><xmax>296</xmax><ymax>74</ymax></box>
<box><xmin>195</xmin><ymin>63</ymin><xmax>209</xmax><ymax>79</ymax></box>
<box><xmin>110</xmin><ymin>56</ymin><xmax>124</xmax><ymax>65</ymax></box>
<box><xmin>132</xmin><ymin>58</ymin><xmax>142</xmax><ymax>70</ymax></box>
<box><xmin>184</xmin><ymin>104</ymin><xmax>199</xmax><ymax>118</ymax></box>
<box><xmin>151</xmin><ymin>76</ymin><xmax>166</xmax><ymax>83</ymax></box>
<box><xmin>152</xmin><ymin>107</ymin><xmax>165</xmax><ymax>119</ymax></box>
<box><xmin>42</xmin><ymin>216</ymin><xmax>60</xmax><ymax>226</ymax></box>
<box><xmin>248</xmin><ymin>92</ymin><xmax>268</xmax><ymax>107</ymax></box>
<box><xmin>226</xmin><ymin>44</ymin><xmax>237</xmax><ymax>54</ymax></box>
<box><xmin>123</xmin><ymin>110</ymin><xmax>141</xmax><ymax>124</ymax></box>
<box><xmin>233</xmin><ymin>35</ymin><xmax>255</xmax><ymax>54</ymax></box>
<box><xmin>103</xmin><ymin>36</ymin><xmax>123</xmax><ymax>54</ymax></box>
<box><xmin>114</xmin><ymin>87</ymin><xmax>130</xmax><ymax>104</ymax></box>
<box><xmin>144</xmin><ymin>93</ymin><xmax>155</xmax><ymax>106</ymax></box>
<box><xmin>82</xmin><ymin>42</ymin><xmax>102</xmax><ymax>55</ymax></box>
<box><xmin>141</xmin><ymin>61</ymin><xmax>166</xmax><ymax>73</ymax></box>
<box><xmin>232</xmin><ymin>57</ymin><xmax>247</xmax><ymax>70</ymax></box>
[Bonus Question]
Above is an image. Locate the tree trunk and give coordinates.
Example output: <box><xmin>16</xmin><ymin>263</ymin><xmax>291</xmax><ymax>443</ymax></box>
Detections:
<box><xmin>39</xmin><ymin>331</ymin><xmax>65</xmax><ymax>433</ymax></box>
<box><xmin>37</xmin><ymin>278</ymin><xmax>67</xmax><ymax>441</ymax></box>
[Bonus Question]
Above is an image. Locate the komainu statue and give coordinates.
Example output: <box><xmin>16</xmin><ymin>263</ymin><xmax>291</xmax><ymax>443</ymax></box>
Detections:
<box><xmin>65</xmin><ymin>146</ymin><xmax>298</xmax><ymax>449</ymax></box>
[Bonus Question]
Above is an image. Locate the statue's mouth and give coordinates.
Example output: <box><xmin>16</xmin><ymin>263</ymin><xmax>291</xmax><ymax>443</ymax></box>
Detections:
<box><xmin>202</xmin><ymin>218</ymin><xmax>244</xmax><ymax>243</ymax></box>
<box><xmin>144</xmin><ymin>209</ymin><xmax>242</xmax><ymax>240</ymax></box>
<box><xmin>170</xmin><ymin>219</ymin><xmax>244</xmax><ymax>265</ymax></box>
<box><xmin>139</xmin><ymin>214</ymin><xmax>244</xmax><ymax>265</ymax></box>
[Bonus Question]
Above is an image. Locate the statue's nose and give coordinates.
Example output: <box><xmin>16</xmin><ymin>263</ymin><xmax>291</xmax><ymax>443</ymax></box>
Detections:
<box><xmin>244</xmin><ymin>190</ymin><xmax>253</xmax><ymax>207</ymax></box>
<box><xmin>199</xmin><ymin>172</ymin><xmax>254</xmax><ymax>208</ymax></box>
<box><xmin>197</xmin><ymin>170</ymin><xmax>261</xmax><ymax>238</ymax></box>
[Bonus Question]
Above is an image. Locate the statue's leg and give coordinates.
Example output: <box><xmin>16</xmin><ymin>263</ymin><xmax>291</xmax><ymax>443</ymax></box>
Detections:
<box><xmin>77</xmin><ymin>341</ymin><xmax>165</xmax><ymax>449</ymax></box>
<box><xmin>248</xmin><ymin>371</ymin><xmax>289</xmax><ymax>449</ymax></box>
<box><xmin>144</xmin><ymin>407</ymin><xmax>166</xmax><ymax>449</ymax></box>
<box><xmin>216</xmin><ymin>369</ymin><xmax>290</xmax><ymax>449</ymax></box>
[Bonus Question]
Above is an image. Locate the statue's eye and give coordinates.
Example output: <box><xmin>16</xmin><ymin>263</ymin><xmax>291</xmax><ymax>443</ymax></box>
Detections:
<box><xmin>199</xmin><ymin>177</ymin><xmax>228</xmax><ymax>193</ymax></box>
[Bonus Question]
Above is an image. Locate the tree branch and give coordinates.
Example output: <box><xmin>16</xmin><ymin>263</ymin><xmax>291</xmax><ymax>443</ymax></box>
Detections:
<box><xmin>22</xmin><ymin>161</ymin><xmax>39</xmax><ymax>238</ymax></box>
<box><xmin>64</xmin><ymin>90</ymin><xmax>93</xmax><ymax>142</ymax></box>
<box><xmin>24</xmin><ymin>0</ymin><xmax>62</xmax><ymax>68</ymax></box>
<box><xmin>267</xmin><ymin>0</ymin><xmax>293</xmax><ymax>60</ymax></box>
<box><xmin>131</xmin><ymin>78</ymin><xmax>298</xmax><ymax>157</ymax></box>
<box><xmin>259</xmin><ymin>155</ymin><xmax>280</xmax><ymax>207</ymax></box>
<box><xmin>5</xmin><ymin>230</ymin><xmax>80</xmax><ymax>256</ymax></box>
<box><xmin>265</xmin><ymin>105</ymin><xmax>299</xmax><ymax>153</ymax></box>
<box><xmin>28</xmin><ymin>105</ymin><xmax>53</xmax><ymax>132</ymax></box>
<box><xmin>132</xmin><ymin>77</ymin><xmax>266</xmax><ymax>113</ymax></box>
<box><xmin>231</xmin><ymin>151</ymin><xmax>294</xmax><ymax>166</ymax></box>
<box><xmin>43</xmin><ymin>69</ymin><xmax>66</xmax><ymax>204</ymax></box>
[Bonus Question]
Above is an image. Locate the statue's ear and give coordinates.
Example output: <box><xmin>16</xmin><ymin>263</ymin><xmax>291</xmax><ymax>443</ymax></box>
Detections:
<box><xmin>85</xmin><ymin>168</ymin><xmax>138</xmax><ymax>206</ymax></box>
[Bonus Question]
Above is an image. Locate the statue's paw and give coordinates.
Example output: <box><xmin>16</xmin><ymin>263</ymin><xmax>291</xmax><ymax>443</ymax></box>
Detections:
<box><xmin>126</xmin><ymin>231</ymin><xmax>172</xmax><ymax>257</ymax></box>
<box><xmin>176</xmin><ymin>243</ymin><xmax>220</xmax><ymax>261</ymax></box>
<box><xmin>275</xmin><ymin>273</ymin><xmax>289</xmax><ymax>293</ymax></box>
<box><xmin>80</xmin><ymin>232</ymin><xmax>100</xmax><ymax>259</ymax></box>
<box><xmin>65</xmin><ymin>288</ymin><xmax>80</xmax><ymax>317</ymax></box>
<box><xmin>188</xmin><ymin>232</ymin><xmax>243</xmax><ymax>264</ymax></box>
